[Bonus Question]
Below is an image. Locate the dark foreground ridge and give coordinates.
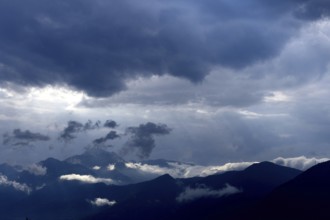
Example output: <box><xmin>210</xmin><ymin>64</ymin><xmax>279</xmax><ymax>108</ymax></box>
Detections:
<box><xmin>244</xmin><ymin>160</ymin><xmax>330</xmax><ymax>220</ymax></box>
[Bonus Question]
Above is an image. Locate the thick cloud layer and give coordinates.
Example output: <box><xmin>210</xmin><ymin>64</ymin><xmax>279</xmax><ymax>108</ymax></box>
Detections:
<box><xmin>1</xmin><ymin>0</ymin><xmax>329</xmax><ymax>97</ymax></box>
<box><xmin>0</xmin><ymin>1</ymin><xmax>330</xmax><ymax>165</ymax></box>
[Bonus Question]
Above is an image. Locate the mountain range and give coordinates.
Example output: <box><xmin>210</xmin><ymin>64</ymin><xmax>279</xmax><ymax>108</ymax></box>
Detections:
<box><xmin>0</xmin><ymin>149</ymin><xmax>329</xmax><ymax>220</ymax></box>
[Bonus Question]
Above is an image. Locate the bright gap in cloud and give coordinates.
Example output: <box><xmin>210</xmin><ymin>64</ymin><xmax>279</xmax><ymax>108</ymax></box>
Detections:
<box><xmin>26</xmin><ymin>86</ymin><xmax>85</xmax><ymax>111</ymax></box>
<box><xmin>264</xmin><ymin>91</ymin><xmax>291</xmax><ymax>103</ymax></box>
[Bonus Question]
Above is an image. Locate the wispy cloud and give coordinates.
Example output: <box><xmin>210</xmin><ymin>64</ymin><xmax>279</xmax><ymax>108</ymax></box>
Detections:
<box><xmin>0</xmin><ymin>174</ymin><xmax>32</xmax><ymax>194</ymax></box>
<box><xmin>176</xmin><ymin>184</ymin><xmax>241</xmax><ymax>203</ymax></box>
<box><xmin>124</xmin><ymin>161</ymin><xmax>256</xmax><ymax>178</ymax></box>
<box><xmin>23</xmin><ymin>164</ymin><xmax>47</xmax><ymax>176</ymax></box>
<box><xmin>93</xmin><ymin>131</ymin><xmax>120</xmax><ymax>146</ymax></box>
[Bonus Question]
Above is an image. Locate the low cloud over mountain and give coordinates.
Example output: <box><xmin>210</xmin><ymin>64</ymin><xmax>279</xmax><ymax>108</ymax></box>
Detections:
<box><xmin>176</xmin><ymin>184</ymin><xmax>241</xmax><ymax>203</ymax></box>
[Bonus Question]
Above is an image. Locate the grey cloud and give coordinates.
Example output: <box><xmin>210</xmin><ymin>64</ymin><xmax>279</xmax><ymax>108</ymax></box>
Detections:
<box><xmin>59</xmin><ymin>121</ymin><xmax>84</xmax><ymax>142</ymax></box>
<box><xmin>84</xmin><ymin>120</ymin><xmax>101</xmax><ymax>130</ymax></box>
<box><xmin>104</xmin><ymin>120</ymin><xmax>118</xmax><ymax>129</ymax></box>
<box><xmin>122</xmin><ymin>122</ymin><xmax>172</xmax><ymax>159</ymax></box>
<box><xmin>59</xmin><ymin>120</ymin><xmax>100</xmax><ymax>142</ymax></box>
<box><xmin>0</xmin><ymin>0</ymin><xmax>327</xmax><ymax>97</ymax></box>
<box><xmin>93</xmin><ymin>131</ymin><xmax>120</xmax><ymax>145</ymax></box>
<box><xmin>3</xmin><ymin>129</ymin><xmax>50</xmax><ymax>146</ymax></box>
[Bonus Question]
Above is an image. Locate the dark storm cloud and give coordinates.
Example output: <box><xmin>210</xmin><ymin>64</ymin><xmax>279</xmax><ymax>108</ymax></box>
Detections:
<box><xmin>84</xmin><ymin>120</ymin><xmax>101</xmax><ymax>130</ymax></box>
<box><xmin>59</xmin><ymin>120</ymin><xmax>100</xmax><ymax>142</ymax></box>
<box><xmin>122</xmin><ymin>122</ymin><xmax>172</xmax><ymax>159</ymax></box>
<box><xmin>0</xmin><ymin>0</ymin><xmax>327</xmax><ymax>97</ymax></box>
<box><xmin>3</xmin><ymin>129</ymin><xmax>50</xmax><ymax>146</ymax></box>
<box><xmin>104</xmin><ymin>120</ymin><xmax>118</xmax><ymax>129</ymax></box>
<box><xmin>93</xmin><ymin>131</ymin><xmax>120</xmax><ymax>145</ymax></box>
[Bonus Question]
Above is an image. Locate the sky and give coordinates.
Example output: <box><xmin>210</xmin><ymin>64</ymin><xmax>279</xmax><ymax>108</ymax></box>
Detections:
<box><xmin>1</xmin><ymin>0</ymin><xmax>330</xmax><ymax>165</ymax></box>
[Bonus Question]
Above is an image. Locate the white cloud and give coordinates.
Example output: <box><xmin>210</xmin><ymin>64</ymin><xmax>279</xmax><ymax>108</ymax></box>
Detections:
<box><xmin>107</xmin><ymin>164</ymin><xmax>115</xmax><ymax>171</ymax></box>
<box><xmin>124</xmin><ymin>161</ymin><xmax>257</xmax><ymax>178</ymax></box>
<box><xmin>272</xmin><ymin>156</ymin><xmax>330</xmax><ymax>170</ymax></box>
<box><xmin>176</xmin><ymin>184</ymin><xmax>241</xmax><ymax>203</ymax></box>
<box><xmin>24</xmin><ymin>164</ymin><xmax>47</xmax><ymax>176</ymax></box>
<box><xmin>59</xmin><ymin>174</ymin><xmax>115</xmax><ymax>185</ymax></box>
<box><xmin>92</xmin><ymin>166</ymin><xmax>101</xmax><ymax>170</ymax></box>
<box><xmin>89</xmin><ymin>198</ymin><xmax>117</xmax><ymax>207</ymax></box>
<box><xmin>0</xmin><ymin>174</ymin><xmax>32</xmax><ymax>194</ymax></box>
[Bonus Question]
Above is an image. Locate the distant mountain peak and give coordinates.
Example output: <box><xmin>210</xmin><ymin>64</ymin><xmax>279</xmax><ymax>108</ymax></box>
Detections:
<box><xmin>39</xmin><ymin>157</ymin><xmax>62</xmax><ymax>166</ymax></box>
<box><xmin>157</xmin><ymin>173</ymin><xmax>174</xmax><ymax>180</ymax></box>
<box><xmin>245</xmin><ymin>161</ymin><xmax>300</xmax><ymax>173</ymax></box>
<box><xmin>65</xmin><ymin>148</ymin><xmax>125</xmax><ymax>167</ymax></box>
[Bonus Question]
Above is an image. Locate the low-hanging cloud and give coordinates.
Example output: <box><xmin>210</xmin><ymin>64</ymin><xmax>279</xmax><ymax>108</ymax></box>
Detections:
<box><xmin>272</xmin><ymin>156</ymin><xmax>330</xmax><ymax>170</ymax></box>
<box><xmin>93</xmin><ymin>131</ymin><xmax>120</xmax><ymax>146</ymax></box>
<box><xmin>176</xmin><ymin>184</ymin><xmax>241</xmax><ymax>203</ymax></box>
<box><xmin>59</xmin><ymin>120</ymin><xmax>100</xmax><ymax>142</ymax></box>
<box><xmin>104</xmin><ymin>120</ymin><xmax>118</xmax><ymax>129</ymax></box>
<box><xmin>0</xmin><ymin>174</ymin><xmax>32</xmax><ymax>194</ymax></box>
<box><xmin>88</xmin><ymin>198</ymin><xmax>117</xmax><ymax>207</ymax></box>
<box><xmin>124</xmin><ymin>161</ymin><xmax>257</xmax><ymax>178</ymax></box>
<box><xmin>3</xmin><ymin>129</ymin><xmax>50</xmax><ymax>146</ymax></box>
<box><xmin>122</xmin><ymin>122</ymin><xmax>172</xmax><ymax>159</ymax></box>
<box><xmin>23</xmin><ymin>164</ymin><xmax>47</xmax><ymax>176</ymax></box>
<box><xmin>59</xmin><ymin>174</ymin><xmax>115</xmax><ymax>185</ymax></box>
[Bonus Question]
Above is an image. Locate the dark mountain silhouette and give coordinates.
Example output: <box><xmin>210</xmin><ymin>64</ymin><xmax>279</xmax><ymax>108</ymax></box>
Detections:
<box><xmin>83</xmin><ymin>174</ymin><xmax>181</xmax><ymax>220</ymax></box>
<box><xmin>248</xmin><ymin>160</ymin><xmax>330</xmax><ymax>220</ymax></box>
<box><xmin>0</xmin><ymin>153</ymin><xmax>317</xmax><ymax>220</ymax></box>
<box><xmin>16</xmin><ymin>157</ymin><xmax>96</xmax><ymax>188</ymax></box>
<box><xmin>84</xmin><ymin>162</ymin><xmax>301</xmax><ymax>220</ymax></box>
<box><xmin>170</xmin><ymin>161</ymin><xmax>302</xmax><ymax>220</ymax></box>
